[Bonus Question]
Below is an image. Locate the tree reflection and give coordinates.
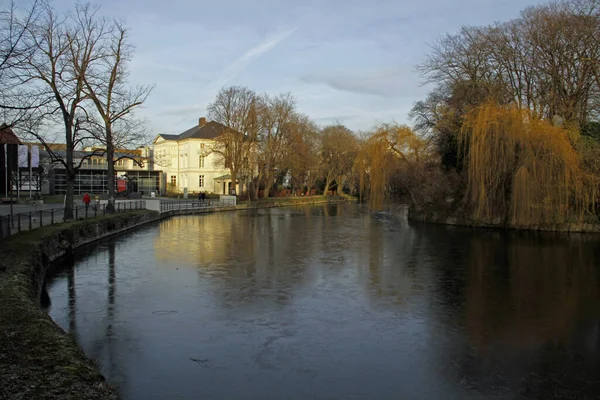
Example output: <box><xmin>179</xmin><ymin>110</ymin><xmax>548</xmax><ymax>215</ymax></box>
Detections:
<box><xmin>67</xmin><ymin>260</ymin><xmax>76</xmax><ymax>334</ymax></box>
<box><xmin>465</xmin><ymin>233</ymin><xmax>600</xmax><ymax>351</ymax></box>
<box><xmin>425</xmin><ymin>228</ymin><xmax>600</xmax><ymax>398</ymax></box>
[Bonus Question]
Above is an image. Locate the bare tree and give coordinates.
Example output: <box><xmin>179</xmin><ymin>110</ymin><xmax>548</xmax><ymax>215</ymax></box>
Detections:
<box><xmin>418</xmin><ymin>0</ymin><xmax>600</xmax><ymax>126</ymax></box>
<box><xmin>0</xmin><ymin>0</ymin><xmax>47</xmax><ymax>125</ymax></box>
<box><xmin>20</xmin><ymin>3</ymin><xmax>108</xmax><ymax>219</ymax></box>
<box><xmin>320</xmin><ymin>124</ymin><xmax>357</xmax><ymax>195</ymax></box>
<box><xmin>286</xmin><ymin>113</ymin><xmax>321</xmax><ymax>195</ymax></box>
<box><xmin>76</xmin><ymin>19</ymin><xmax>152</xmax><ymax>210</ymax></box>
<box><xmin>257</xmin><ymin>92</ymin><xmax>295</xmax><ymax>198</ymax></box>
<box><xmin>207</xmin><ymin>86</ymin><xmax>260</xmax><ymax>195</ymax></box>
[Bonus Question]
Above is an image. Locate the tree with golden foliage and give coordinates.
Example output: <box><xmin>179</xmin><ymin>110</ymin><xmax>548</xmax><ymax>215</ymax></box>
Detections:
<box><xmin>356</xmin><ymin>123</ymin><xmax>431</xmax><ymax>210</ymax></box>
<box><xmin>459</xmin><ymin>102</ymin><xmax>597</xmax><ymax>227</ymax></box>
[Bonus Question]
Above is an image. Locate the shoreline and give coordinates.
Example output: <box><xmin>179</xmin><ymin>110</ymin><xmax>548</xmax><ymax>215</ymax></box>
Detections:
<box><xmin>407</xmin><ymin>207</ymin><xmax>600</xmax><ymax>234</ymax></box>
<box><xmin>0</xmin><ymin>196</ymin><xmax>355</xmax><ymax>399</ymax></box>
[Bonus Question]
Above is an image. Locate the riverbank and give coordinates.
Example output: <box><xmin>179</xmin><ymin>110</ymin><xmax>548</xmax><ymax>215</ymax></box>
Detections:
<box><xmin>238</xmin><ymin>194</ymin><xmax>356</xmax><ymax>208</ymax></box>
<box><xmin>0</xmin><ymin>196</ymin><xmax>356</xmax><ymax>399</ymax></box>
<box><xmin>408</xmin><ymin>206</ymin><xmax>600</xmax><ymax>234</ymax></box>
<box><xmin>0</xmin><ymin>211</ymin><xmax>160</xmax><ymax>400</ymax></box>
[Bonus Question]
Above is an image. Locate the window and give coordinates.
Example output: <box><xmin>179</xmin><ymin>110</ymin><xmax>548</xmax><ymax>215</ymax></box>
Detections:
<box><xmin>170</xmin><ymin>175</ymin><xmax>176</xmax><ymax>186</ymax></box>
<box><xmin>116</xmin><ymin>159</ymin><xmax>124</xmax><ymax>167</ymax></box>
<box><xmin>198</xmin><ymin>175</ymin><xmax>204</xmax><ymax>187</ymax></box>
<box><xmin>200</xmin><ymin>143</ymin><xmax>205</xmax><ymax>149</ymax></box>
<box><xmin>199</xmin><ymin>155</ymin><xmax>205</xmax><ymax>168</ymax></box>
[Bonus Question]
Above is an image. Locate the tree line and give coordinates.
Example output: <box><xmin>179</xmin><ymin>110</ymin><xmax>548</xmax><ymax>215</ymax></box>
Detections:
<box><xmin>202</xmin><ymin>84</ymin><xmax>433</xmax><ymax>207</ymax></box>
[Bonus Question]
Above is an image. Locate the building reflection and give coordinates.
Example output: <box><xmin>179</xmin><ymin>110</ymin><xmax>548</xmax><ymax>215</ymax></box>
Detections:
<box><xmin>152</xmin><ymin>207</ymin><xmax>329</xmax><ymax>307</ymax></box>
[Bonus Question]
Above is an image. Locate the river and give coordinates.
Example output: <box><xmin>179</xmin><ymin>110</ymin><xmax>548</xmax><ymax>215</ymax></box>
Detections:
<box><xmin>45</xmin><ymin>204</ymin><xmax>600</xmax><ymax>399</ymax></box>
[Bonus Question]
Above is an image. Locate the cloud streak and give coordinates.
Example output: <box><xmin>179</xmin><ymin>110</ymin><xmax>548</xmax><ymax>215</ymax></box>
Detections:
<box><xmin>208</xmin><ymin>26</ymin><xmax>299</xmax><ymax>92</ymax></box>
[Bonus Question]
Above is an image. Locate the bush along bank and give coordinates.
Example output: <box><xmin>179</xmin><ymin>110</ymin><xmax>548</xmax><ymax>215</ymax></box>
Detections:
<box><xmin>0</xmin><ymin>211</ymin><xmax>159</xmax><ymax>400</ymax></box>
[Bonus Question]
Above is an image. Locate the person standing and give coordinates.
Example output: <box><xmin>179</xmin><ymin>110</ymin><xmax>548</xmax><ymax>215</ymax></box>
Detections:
<box><xmin>83</xmin><ymin>193</ymin><xmax>91</xmax><ymax>216</ymax></box>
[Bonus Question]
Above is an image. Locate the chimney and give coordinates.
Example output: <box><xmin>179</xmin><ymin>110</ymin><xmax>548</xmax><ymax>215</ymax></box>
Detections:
<box><xmin>199</xmin><ymin>117</ymin><xmax>206</xmax><ymax>127</ymax></box>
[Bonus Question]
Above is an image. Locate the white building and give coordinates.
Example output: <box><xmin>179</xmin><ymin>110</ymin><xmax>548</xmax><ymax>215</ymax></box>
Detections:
<box><xmin>153</xmin><ymin>117</ymin><xmax>239</xmax><ymax>195</ymax></box>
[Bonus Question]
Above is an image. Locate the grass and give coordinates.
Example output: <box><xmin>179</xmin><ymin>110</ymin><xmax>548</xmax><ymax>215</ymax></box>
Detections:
<box><xmin>237</xmin><ymin>194</ymin><xmax>357</xmax><ymax>206</ymax></box>
<box><xmin>43</xmin><ymin>195</ymin><xmax>66</xmax><ymax>204</ymax></box>
<box><xmin>0</xmin><ymin>210</ymin><xmax>157</xmax><ymax>400</ymax></box>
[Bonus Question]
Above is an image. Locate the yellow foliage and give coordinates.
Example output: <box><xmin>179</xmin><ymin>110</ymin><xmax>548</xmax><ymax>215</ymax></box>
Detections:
<box><xmin>460</xmin><ymin>102</ymin><xmax>596</xmax><ymax>227</ymax></box>
<box><xmin>356</xmin><ymin>124</ymin><xmax>429</xmax><ymax>210</ymax></box>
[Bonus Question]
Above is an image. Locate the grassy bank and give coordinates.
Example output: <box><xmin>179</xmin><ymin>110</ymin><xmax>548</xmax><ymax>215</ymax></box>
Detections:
<box><xmin>0</xmin><ymin>211</ymin><xmax>157</xmax><ymax>400</ymax></box>
<box><xmin>237</xmin><ymin>194</ymin><xmax>357</xmax><ymax>208</ymax></box>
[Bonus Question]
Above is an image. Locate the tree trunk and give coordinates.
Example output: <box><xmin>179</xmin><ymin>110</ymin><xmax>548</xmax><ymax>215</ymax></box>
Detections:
<box><xmin>64</xmin><ymin>131</ymin><xmax>75</xmax><ymax>220</ymax></box>
<box><xmin>64</xmin><ymin>166</ymin><xmax>75</xmax><ymax>220</ymax></box>
<box><xmin>323</xmin><ymin>178</ymin><xmax>331</xmax><ymax>196</ymax></box>
<box><xmin>230</xmin><ymin>168</ymin><xmax>237</xmax><ymax>195</ymax></box>
<box><xmin>263</xmin><ymin>170</ymin><xmax>272</xmax><ymax>199</ymax></box>
<box><xmin>105</xmin><ymin>127</ymin><xmax>115</xmax><ymax>213</ymax></box>
<box><xmin>254</xmin><ymin>166</ymin><xmax>264</xmax><ymax>200</ymax></box>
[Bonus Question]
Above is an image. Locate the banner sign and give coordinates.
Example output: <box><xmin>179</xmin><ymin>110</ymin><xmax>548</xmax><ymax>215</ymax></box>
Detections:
<box><xmin>18</xmin><ymin>145</ymin><xmax>28</xmax><ymax>168</ymax></box>
<box><xmin>30</xmin><ymin>145</ymin><xmax>39</xmax><ymax>168</ymax></box>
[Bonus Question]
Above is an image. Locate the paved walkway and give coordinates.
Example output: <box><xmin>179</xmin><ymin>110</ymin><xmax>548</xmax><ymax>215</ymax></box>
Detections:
<box><xmin>0</xmin><ymin>203</ymin><xmax>80</xmax><ymax>216</ymax></box>
<box><xmin>0</xmin><ymin>200</ymin><xmax>142</xmax><ymax>237</ymax></box>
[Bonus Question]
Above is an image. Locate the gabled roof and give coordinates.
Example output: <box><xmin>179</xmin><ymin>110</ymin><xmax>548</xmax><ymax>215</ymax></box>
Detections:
<box><xmin>154</xmin><ymin>120</ymin><xmax>226</xmax><ymax>143</ymax></box>
<box><xmin>156</xmin><ymin>134</ymin><xmax>180</xmax><ymax>141</ymax></box>
<box><xmin>179</xmin><ymin>121</ymin><xmax>225</xmax><ymax>140</ymax></box>
<box><xmin>0</xmin><ymin>124</ymin><xmax>22</xmax><ymax>145</ymax></box>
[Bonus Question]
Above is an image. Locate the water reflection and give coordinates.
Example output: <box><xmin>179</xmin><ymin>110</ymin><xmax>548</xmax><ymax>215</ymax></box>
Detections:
<box><xmin>45</xmin><ymin>205</ymin><xmax>600</xmax><ymax>400</ymax></box>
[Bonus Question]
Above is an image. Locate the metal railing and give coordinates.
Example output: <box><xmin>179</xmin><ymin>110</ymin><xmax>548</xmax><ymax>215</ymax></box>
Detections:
<box><xmin>0</xmin><ymin>200</ymin><xmax>146</xmax><ymax>240</ymax></box>
<box><xmin>160</xmin><ymin>197</ymin><xmax>236</xmax><ymax>213</ymax></box>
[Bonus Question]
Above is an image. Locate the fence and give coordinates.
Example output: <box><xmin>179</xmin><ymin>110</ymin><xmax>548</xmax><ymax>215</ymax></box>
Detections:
<box><xmin>0</xmin><ymin>200</ymin><xmax>146</xmax><ymax>240</ymax></box>
<box><xmin>159</xmin><ymin>197</ymin><xmax>236</xmax><ymax>213</ymax></box>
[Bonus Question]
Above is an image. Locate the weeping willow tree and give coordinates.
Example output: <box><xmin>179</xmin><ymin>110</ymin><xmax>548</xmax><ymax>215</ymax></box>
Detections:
<box><xmin>459</xmin><ymin>102</ymin><xmax>597</xmax><ymax>227</ymax></box>
<box><xmin>356</xmin><ymin>124</ymin><xmax>429</xmax><ymax>210</ymax></box>
<box><xmin>355</xmin><ymin>131</ymin><xmax>390</xmax><ymax>210</ymax></box>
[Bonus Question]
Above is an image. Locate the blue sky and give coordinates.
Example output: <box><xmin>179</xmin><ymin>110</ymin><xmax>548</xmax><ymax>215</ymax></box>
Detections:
<box><xmin>57</xmin><ymin>0</ymin><xmax>543</xmax><ymax>135</ymax></box>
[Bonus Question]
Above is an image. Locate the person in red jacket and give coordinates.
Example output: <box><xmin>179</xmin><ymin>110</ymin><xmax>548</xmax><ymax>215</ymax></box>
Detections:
<box><xmin>83</xmin><ymin>193</ymin><xmax>91</xmax><ymax>211</ymax></box>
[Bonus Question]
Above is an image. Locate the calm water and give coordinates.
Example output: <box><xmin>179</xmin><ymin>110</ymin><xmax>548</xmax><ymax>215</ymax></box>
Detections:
<box><xmin>46</xmin><ymin>204</ymin><xmax>600</xmax><ymax>400</ymax></box>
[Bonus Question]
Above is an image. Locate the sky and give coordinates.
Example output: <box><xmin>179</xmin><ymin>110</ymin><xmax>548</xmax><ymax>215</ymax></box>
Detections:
<box><xmin>53</xmin><ymin>0</ymin><xmax>544</xmax><ymax>136</ymax></box>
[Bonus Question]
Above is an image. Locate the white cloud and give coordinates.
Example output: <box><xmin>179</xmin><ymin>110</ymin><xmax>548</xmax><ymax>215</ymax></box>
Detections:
<box><xmin>301</xmin><ymin>67</ymin><xmax>420</xmax><ymax>98</ymax></box>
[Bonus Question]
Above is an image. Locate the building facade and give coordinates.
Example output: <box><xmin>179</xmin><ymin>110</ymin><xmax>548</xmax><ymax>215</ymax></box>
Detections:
<box><xmin>42</xmin><ymin>146</ymin><xmax>160</xmax><ymax>196</ymax></box>
<box><xmin>153</xmin><ymin>117</ymin><xmax>240</xmax><ymax>195</ymax></box>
